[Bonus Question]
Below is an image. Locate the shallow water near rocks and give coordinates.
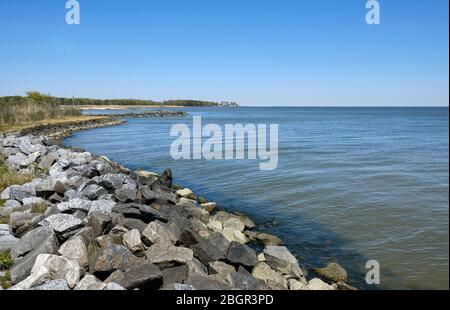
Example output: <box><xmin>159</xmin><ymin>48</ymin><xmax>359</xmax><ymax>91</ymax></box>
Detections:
<box><xmin>64</xmin><ymin>107</ymin><xmax>449</xmax><ymax>289</ymax></box>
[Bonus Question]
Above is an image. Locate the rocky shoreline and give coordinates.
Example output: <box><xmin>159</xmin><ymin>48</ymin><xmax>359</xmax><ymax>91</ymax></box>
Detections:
<box><xmin>92</xmin><ymin>110</ymin><xmax>188</xmax><ymax>118</ymax></box>
<box><xmin>0</xmin><ymin>119</ymin><xmax>353</xmax><ymax>291</ymax></box>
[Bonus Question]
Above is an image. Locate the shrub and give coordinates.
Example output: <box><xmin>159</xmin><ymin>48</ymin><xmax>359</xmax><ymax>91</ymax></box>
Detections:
<box><xmin>0</xmin><ymin>91</ymin><xmax>81</xmax><ymax>126</ymax></box>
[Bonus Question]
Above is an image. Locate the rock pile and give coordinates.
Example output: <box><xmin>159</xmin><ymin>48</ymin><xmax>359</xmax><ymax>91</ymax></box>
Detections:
<box><xmin>0</xmin><ymin>133</ymin><xmax>352</xmax><ymax>290</ymax></box>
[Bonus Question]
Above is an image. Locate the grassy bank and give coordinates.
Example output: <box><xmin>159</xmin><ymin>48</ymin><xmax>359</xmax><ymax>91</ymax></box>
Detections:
<box><xmin>0</xmin><ymin>154</ymin><xmax>35</xmax><ymax>194</ymax></box>
<box><xmin>0</xmin><ymin>115</ymin><xmax>111</xmax><ymax>134</ymax></box>
<box><xmin>0</xmin><ymin>92</ymin><xmax>81</xmax><ymax>127</ymax></box>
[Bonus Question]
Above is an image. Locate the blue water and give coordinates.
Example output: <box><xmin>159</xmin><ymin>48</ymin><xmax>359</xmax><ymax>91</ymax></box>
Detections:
<box><xmin>65</xmin><ymin>107</ymin><xmax>449</xmax><ymax>289</ymax></box>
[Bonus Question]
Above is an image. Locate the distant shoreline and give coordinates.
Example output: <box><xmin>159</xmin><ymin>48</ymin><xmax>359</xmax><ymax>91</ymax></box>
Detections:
<box><xmin>71</xmin><ymin>105</ymin><xmax>186</xmax><ymax>110</ymax></box>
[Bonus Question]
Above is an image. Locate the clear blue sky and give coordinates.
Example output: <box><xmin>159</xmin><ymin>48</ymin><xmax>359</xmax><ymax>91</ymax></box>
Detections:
<box><xmin>0</xmin><ymin>0</ymin><xmax>448</xmax><ymax>106</ymax></box>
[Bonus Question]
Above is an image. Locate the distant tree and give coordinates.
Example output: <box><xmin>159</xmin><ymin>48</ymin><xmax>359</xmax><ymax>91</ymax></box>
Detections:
<box><xmin>25</xmin><ymin>91</ymin><xmax>53</xmax><ymax>103</ymax></box>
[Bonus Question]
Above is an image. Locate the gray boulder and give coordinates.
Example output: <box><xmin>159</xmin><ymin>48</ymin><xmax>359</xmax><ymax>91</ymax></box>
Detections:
<box><xmin>9</xmin><ymin>212</ymin><xmax>38</xmax><ymax>231</ymax></box>
<box><xmin>93</xmin><ymin>174</ymin><xmax>127</xmax><ymax>191</ymax></box>
<box><xmin>104</xmin><ymin>282</ymin><xmax>126</xmax><ymax>290</ymax></box>
<box><xmin>10</xmin><ymin>226</ymin><xmax>59</xmax><ymax>284</ymax></box>
<box><xmin>89</xmin><ymin>200</ymin><xmax>117</xmax><ymax>214</ymax></box>
<box><xmin>315</xmin><ymin>262</ymin><xmax>348</xmax><ymax>283</ymax></box>
<box><xmin>227</xmin><ymin>267</ymin><xmax>259</xmax><ymax>290</ymax></box>
<box><xmin>58</xmin><ymin>236</ymin><xmax>89</xmax><ymax>268</ymax></box>
<box><xmin>39</xmin><ymin>214</ymin><xmax>83</xmax><ymax>240</ymax></box>
<box><xmin>226</xmin><ymin>242</ymin><xmax>258</xmax><ymax>267</ymax></box>
<box><xmin>115</xmin><ymin>187</ymin><xmax>137</xmax><ymax>203</ymax></box>
<box><xmin>74</xmin><ymin>274</ymin><xmax>107</xmax><ymax>290</ymax></box>
<box><xmin>186</xmin><ymin>273</ymin><xmax>232</xmax><ymax>290</ymax></box>
<box><xmin>86</xmin><ymin>212</ymin><xmax>113</xmax><ymax>237</ymax></box>
<box><xmin>105</xmin><ymin>261</ymin><xmax>163</xmax><ymax>290</ymax></box>
<box><xmin>145</xmin><ymin>242</ymin><xmax>193</xmax><ymax>267</ymax></box>
<box><xmin>11</xmin><ymin>254</ymin><xmax>81</xmax><ymax>290</ymax></box>
<box><xmin>0</xmin><ymin>231</ymin><xmax>19</xmax><ymax>252</ymax></box>
<box><xmin>142</xmin><ymin>220</ymin><xmax>177</xmax><ymax>245</ymax></box>
<box><xmin>92</xmin><ymin>243</ymin><xmax>141</xmax><ymax>278</ymax></box>
<box><xmin>1</xmin><ymin>185</ymin><xmax>36</xmax><ymax>203</ymax></box>
<box><xmin>82</xmin><ymin>184</ymin><xmax>108</xmax><ymax>200</ymax></box>
<box><xmin>191</xmin><ymin>239</ymin><xmax>227</xmax><ymax>264</ymax></box>
<box><xmin>57</xmin><ymin>199</ymin><xmax>92</xmax><ymax>213</ymax></box>
<box><xmin>38</xmin><ymin>154</ymin><xmax>56</xmax><ymax>170</ymax></box>
<box><xmin>263</xmin><ymin>246</ymin><xmax>305</xmax><ymax>282</ymax></box>
<box><xmin>33</xmin><ymin>279</ymin><xmax>70</xmax><ymax>290</ymax></box>
<box><xmin>6</xmin><ymin>153</ymin><xmax>33</xmax><ymax>168</ymax></box>
<box><xmin>112</xmin><ymin>203</ymin><xmax>168</xmax><ymax>223</ymax></box>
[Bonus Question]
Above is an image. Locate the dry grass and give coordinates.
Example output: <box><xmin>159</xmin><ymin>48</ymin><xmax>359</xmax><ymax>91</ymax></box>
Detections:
<box><xmin>30</xmin><ymin>203</ymin><xmax>48</xmax><ymax>214</ymax></box>
<box><xmin>0</xmin><ymin>270</ymin><xmax>12</xmax><ymax>289</ymax></box>
<box><xmin>0</xmin><ymin>155</ymin><xmax>35</xmax><ymax>192</ymax></box>
<box><xmin>0</xmin><ymin>115</ymin><xmax>108</xmax><ymax>134</ymax></box>
<box><xmin>0</xmin><ymin>100</ymin><xmax>81</xmax><ymax>125</ymax></box>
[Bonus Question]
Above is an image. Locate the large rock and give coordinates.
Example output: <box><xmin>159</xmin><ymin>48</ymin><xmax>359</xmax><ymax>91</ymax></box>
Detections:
<box><xmin>226</xmin><ymin>242</ymin><xmax>258</xmax><ymax>267</ymax></box>
<box><xmin>288</xmin><ymin>278</ymin><xmax>308</xmax><ymax>290</ymax></box>
<box><xmin>263</xmin><ymin>246</ymin><xmax>305</xmax><ymax>282</ymax></box>
<box><xmin>39</xmin><ymin>214</ymin><xmax>83</xmax><ymax>239</ymax></box>
<box><xmin>38</xmin><ymin>154</ymin><xmax>56</xmax><ymax>170</ymax></box>
<box><xmin>112</xmin><ymin>203</ymin><xmax>168</xmax><ymax>223</ymax></box>
<box><xmin>209</xmin><ymin>231</ymin><xmax>232</xmax><ymax>254</ymax></box>
<box><xmin>315</xmin><ymin>262</ymin><xmax>348</xmax><ymax>283</ymax></box>
<box><xmin>176</xmin><ymin>197</ymin><xmax>196</xmax><ymax>208</ymax></box>
<box><xmin>211</xmin><ymin>211</ymin><xmax>255</xmax><ymax>229</ymax></box>
<box><xmin>222</xmin><ymin>228</ymin><xmax>248</xmax><ymax>244</ymax></box>
<box><xmin>223</xmin><ymin>218</ymin><xmax>245</xmax><ymax>232</ymax></box>
<box><xmin>105</xmin><ymin>261</ymin><xmax>163</xmax><ymax>290</ymax></box>
<box><xmin>18</xmin><ymin>136</ymin><xmax>45</xmax><ymax>155</ymax></box>
<box><xmin>10</xmin><ymin>226</ymin><xmax>59</xmax><ymax>284</ymax></box>
<box><xmin>115</xmin><ymin>187</ymin><xmax>137</xmax><ymax>203</ymax></box>
<box><xmin>115</xmin><ymin>217</ymin><xmax>147</xmax><ymax>234</ymax></box>
<box><xmin>6</xmin><ymin>153</ymin><xmax>34</xmax><ymax>168</ymax></box>
<box><xmin>162</xmin><ymin>265</ymin><xmax>189</xmax><ymax>286</ymax></box>
<box><xmin>0</xmin><ymin>225</ymin><xmax>19</xmax><ymax>252</ymax></box>
<box><xmin>180</xmin><ymin>204</ymin><xmax>210</xmax><ymax>224</ymax></box>
<box><xmin>135</xmin><ymin>170</ymin><xmax>159</xmax><ymax>187</ymax></box>
<box><xmin>1</xmin><ymin>185</ymin><xmax>36</xmax><ymax>203</ymax></box>
<box><xmin>146</xmin><ymin>242</ymin><xmax>193</xmax><ymax>267</ymax></box>
<box><xmin>58</xmin><ymin>236</ymin><xmax>89</xmax><ymax>268</ymax></box>
<box><xmin>92</xmin><ymin>243</ymin><xmax>141</xmax><ymax>279</ymax></box>
<box><xmin>122</xmin><ymin>229</ymin><xmax>143</xmax><ymax>253</ymax></box>
<box><xmin>252</xmin><ymin>262</ymin><xmax>288</xmax><ymax>288</ymax></box>
<box><xmin>89</xmin><ymin>200</ymin><xmax>117</xmax><ymax>214</ymax></box>
<box><xmin>86</xmin><ymin>212</ymin><xmax>113</xmax><ymax>237</ymax></box>
<box><xmin>254</xmin><ymin>232</ymin><xmax>283</xmax><ymax>246</ymax></box>
<box><xmin>11</xmin><ymin>254</ymin><xmax>81</xmax><ymax>290</ymax></box>
<box><xmin>93</xmin><ymin>174</ymin><xmax>127</xmax><ymax>192</ymax></box>
<box><xmin>9</xmin><ymin>212</ymin><xmax>37</xmax><ymax>230</ymax></box>
<box><xmin>209</xmin><ymin>261</ymin><xmax>235</xmax><ymax>276</ymax></box>
<box><xmin>191</xmin><ymin>239</ymin><xmax>227</xmax><ymax>264</ymax></box>
<box><xmin>57</xmin><ymin>199</ymin><xmax>92</xmax><ymax>213</ymax></box>
<box><xmin>176</xmin><ymin>188</ymin><xmax>194</xmax><ymax>198</ymax></box>
<box><xmin>63</xmin><ymin>189</ymin><xmax>85</xmax><ymax>201</ymax></box>
<box><xmin>200</xmin><ymin>202</ymin><xmax>217</xmax><ymax>212</ymax></box>
<box><xmin>307</xmin><ymin>278</ymin><xmax>336</xmax><ymax>290</ymax></box>
<box><xmin>142</xmin><ymin>220</ymin><xmax>177</xmax><ymax>245</ymax></box>
<box><xmin>227</xmin><ymin>266</ymin><xmax>259</xmax><ymax>290</ymax></box>
<box><xmin>74</xmin><ymin>274</ymin><xmax>107</xmax><ymax>290</ymax></box>
<box><xmin>186</xmin><ymin>273</ymin><xmax>232</xmax><ymax>290</ymax></box>
<box><xmin>104</xmin><ymin>282</ymin><xmax>126</xmax><ymax>290</ymax></box>
<box><xmin>82</xmin><ymin>184</ymin><xmax>108</xmax><ymax>200</ymax></box>
<box><xmin>33</xmin><ymin>279</ymin><xmax>70</xmax><ymax>290</ymax></box>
